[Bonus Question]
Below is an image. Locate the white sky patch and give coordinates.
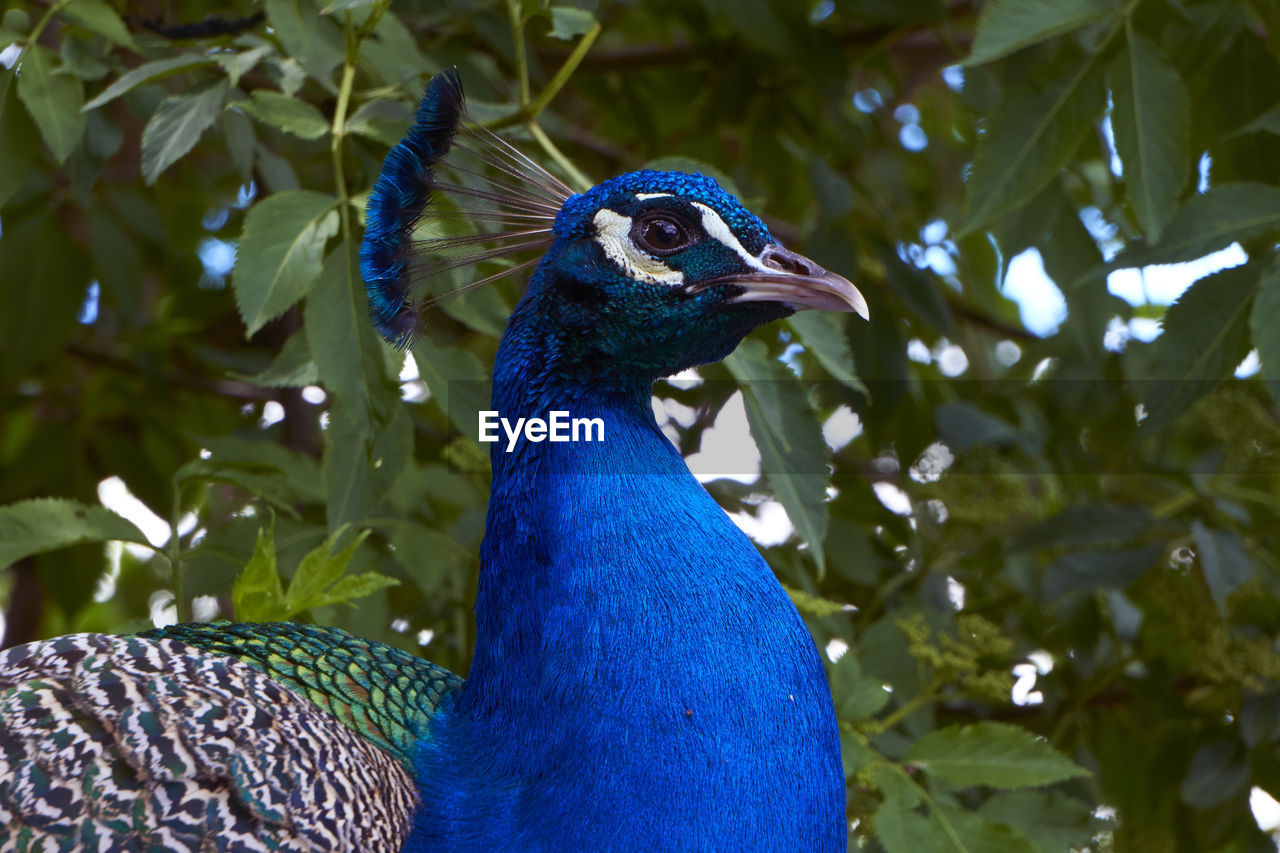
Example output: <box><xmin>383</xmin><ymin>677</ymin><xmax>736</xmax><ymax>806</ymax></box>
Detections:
<box><xmin>1028</xmin><ymin>650</ymin><xmax>1054</xmax><ymax>674</ymax></box>
<box><xmin>192</xmin><ymin>595</ymin><xmax>220</xmax><ymax>621</ymax></box>
<box><xmin>907</xmin><ymin>339</ymin><xmax>932</xmax><ymax>363</ymax></box>
<box><xmin>662</xmin><ymin>367</ymin><xmax>702</xmax><ymax>390</ymax></box>
<box><xmin>98</xmin><ymin>477</ymin><xmax>170</xmax><ymax>548</ymax></box>
<box><xmin>910</xmin><ymin>442</ymin><xmax>954</xmax><ymax>483</ymax></box>
<box><xmin>1011</xmin><ymin>663</ymin><xmax>1044</xmax><ymax>705</ymax></box>
<box><xmin>1251</xmin><ymin>787</ymin><xmax>1280</xmax><ymax>832</ymax></box>
<box><xmin>872</xmin><ymin>481</ymin><xmax>913</xmax><ymax>516</ymax></box>
<box><xmin>946</xmin><ymin>576</ymin><xmax>966</xmax><ymax>610</ymax></box>
<box><xmin>1003</xmin><ymin>249</ymin><xmax>1067</xmax><ymax>336</ymax></box>
<box><xmin>399</xmin><ymin>352</ymin><xmax>419</xmax><ymax>381</ymax></box>
<box><xmin>729</xmin><ymin>499</ymin><xmax>794</xmax><ymax>546</ymax></box>
<box><xmin>301</xmin><ymin>385</ymin><xmax>326</xmax><ymax>404</ymax></box>
<box><xmin>592</xmin><ymin>209</ymin><xmax>684</xmax><ymax>285</ymax></box>
<box><xmin>1237</xmin><ymin>349</ymin><xmax>1260</xmax><ymax>378</ymax></box>
<box><xmin>825</xmin><ymin>638</ymin><xmax>849</xmax><ymax>663</ymax></box>
<box><xmin>936</xmin><ymin>342</ymin><xmax>969</xmax><ymax>377</ymax></box>
<box><xmin>260</xmin><ymin>401</ymin><xmax>285</xmax><ymax>427</ymax></box>
<box><xmin>149</xmin><ymin>589</ymin><xmax>177</xmax><ymax>628</ymax></box>
<box><xmin>995</xmin><ymin>340</ymin><xmax>1021</xmax><ymax>366</ymax></box>
<box><xmin>823</xmin><ymin>405</ymin><xmax>863</xmax><ymax>451</ymax></box>
<box><xmin>1001</xmin><ymin>239</ymin><xmax>1247</xmax><ymax>340</ymax></box>
<box><xmin>1106</xmin><ymin>243</ymin><xmax>1247</xmax><ymax>305</ymax></box>
<box><xmin>686</xmin><ymin>391</ymin><xmax>761</xmax><ymax>484</ymax></box>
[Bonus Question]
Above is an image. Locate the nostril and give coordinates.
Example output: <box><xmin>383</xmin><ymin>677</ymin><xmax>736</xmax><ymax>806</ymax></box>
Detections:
<box><xmin>761</xmin><ymin>247</ymin><xmax>819</xmax><ymax>276</ymax></box>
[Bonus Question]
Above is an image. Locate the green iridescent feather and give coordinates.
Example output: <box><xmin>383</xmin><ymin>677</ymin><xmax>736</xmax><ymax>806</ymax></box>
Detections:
<box><xmin>147</xmin><ymin>621</ymin><xmax>463</xmax><ymax>769</ymax></box>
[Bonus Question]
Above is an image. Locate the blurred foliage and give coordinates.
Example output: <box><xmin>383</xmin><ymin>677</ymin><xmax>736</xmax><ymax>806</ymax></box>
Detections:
<box><xmin>3</xmin><ymin>0</ymin><xmax>1280</xmax><ymax>849</ymax></box>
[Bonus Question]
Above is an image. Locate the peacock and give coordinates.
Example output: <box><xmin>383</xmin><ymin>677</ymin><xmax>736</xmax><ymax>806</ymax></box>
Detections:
<box><xmin>0</xmin><ymin>70</ymin><xmax>867</xmax><ymax>851</ymax></box>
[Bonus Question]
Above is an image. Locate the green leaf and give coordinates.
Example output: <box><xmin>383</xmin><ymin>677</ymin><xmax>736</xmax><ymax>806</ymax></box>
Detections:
<box><xmin>965</xmin><ymin>61</ymin><xmax>1106</xmax><ymax>232</ymax></box>
<box><xmin>345</xmin><ymin>98</ymin><xmax>413</xmax><ymax>147</ymax></box>
<box><xmin>964</xmin><ymin>0</ymin><xmax>1117</xmax><ymax>67</ymax></box>
<box><xmin>140</xmin><ymin>80</ymin><xmax>229</xmax><ymax>183</ymax></box>
<box><xmin>196</xmin><ymin>434</ymin><xmax>325</xmax><ymax>502</ymax></box>
<box><xmin>234</xmin><ymin>330</ymin><xmax>318</xmax><ymax>387</ymax></box>
<box><xmin>233</xmin><ymin>90</ymin><xmax>330</xmax><ymax>140</ymax></box>
<box><xmin>1191</xmin><ymin>521</ymin><xmax>1254</xmax><ymax>616</ymax></box>
<box><xmin>1042</xmin><ymin>545</ymin><xmax>1161</xmax><ymax>598</ymax></box>
<box><xmin>1011</xmin><ymin>504</ymin><xmax>1151</xmax><ymax>552</ymax></box>
<box><xmin>1134</xmin><ymin>262</ymin><xmax>1259</xmax><ymax>432</ymax></box>
<box><xmin>934</xmin><ymin>401</ymin><xmax>1019</xmax><ymax>451</ymax></box>
<box><xmin>783</xmin><ymin>583</ymin><xmax>847</xmax><ymax>619</ymax></box>
<box><xmin>977</xmin><ymin>791</ymin><xmax>1097</xmax><ymax>853</ymax></box>
<box><xmin>829</xmin><ymin>653</ymin><xmax>892</xmax><ymax>719</ymax></box>
<box><xmin>61</xmin><ymin>0</ymin><xmax>138</xmax><ymax>51</ymax></box>
<box><xmin>284</xmin><ymin>528</ymin><xmax>367</xmax><ymax>611</ymax></box>
<box><xmin>643</xmin><ymin>155</ymin><xmax>745</xmax><ymax>200</ymax></box>
<box><xmin>232</xmin><ymin>524</ymin><xmax>286</xmax><ymax>621</ymax></box>
<box><xmin>174</xmin><ymin>459</ymin><xmax>303</xmax><ymax>516</ymax></box>
<box><xmin>0</xmin><ymin>68</ymin><xmax>30</xmax><ymax>209</ymax></box>
<box><xmin>305</xmin><ymin>243</ymin><xmax>376</xmax><ymax>429</ymax></box>
<box><xmin>320</xmin><ymin>0</ymin><xmax>378</xmax><ymax>11</ymax></box>
<box><xmin>877</xmin><ymin>788</ymin><xmax>1038</xmax><ymax>853</ymax></box>
<box><xmin>1227</xmin><ymin>101</ymin><xmax>1280</xmax><ymax>138</ymax></box>
<box><xmin>548</xmin><ymin>7</ymin><xmax>596</xmax><ymax>39</ymax></box>
<box><xmin>221</xmin><ymin>108</ymin><xmax>256</xmax><ymax>181</ymax></box>
<box><xmin>1108</xmin><ymin>32</ymin><xmax>1191</xmax><ymax>242</ymax></box>
<box><xmin>1180</xmin><ymin>739</ymin><xmax>1249</xmax><ymax>808</ymax></box>
<box><xmin>410</xmin><ymin>337</ymin><xmax>491</xmax><ymax>436</ymax></box>
<box><xmin>16</xmin><ymin>46</ymin><xmax>85</xmax><ymax>163</ymax></box>
<box><xmin>323</xmin><ymin>406</ymin><xmax>375</xmax><ymax>533</ymax></box>
<box><xmin>82</xmin><ymin>54</ymin><xmax>214</xmax><ymax>111</ymax></box>
<box><xmin>233</xmin><ymin>189</ymin><xmax>339</xmax><ymax>336</ymax></box>
<box><xmin>264</xmin><ymin>0</ymin><xmax>345</xmax><ymax>89</ymax></box>
<box><xmin>215</xmin><ymin>43</ymin><xmax>274</xmax><ymax>88</ymax></box>
<box><xmin>0</xmin><ymin>498</ymin><xmax>150</xmax><ymax>566</ymax></box>
<box><xmin>1250</xmin><ymin>262</ymin><xmax>1280</xmax><ymax>403</ymax></box>
<box><xmin>233</xmin><ymin>525</ymin><xmax>395</xmax><ymax>620</ymax></box>
<box><xmin>315</xmin><ymin>570</ymin><xmax>399</xmax><ymax>606</ymax></box>
<box><xmin>389</xmin><ymin>523</ymin><xmax>471</xmax><ymax>594</ymax></box>
<box><xmin>1114</xmin><ymin>183</ymin><xmax>1280</xmax><ymax>267</ymax></box>
<box><xmin>726</xmin><ymin>339</ymin><xmax>831</xmax><ymax>575</ymax></box>
<box><xmin>904</xmin><ymin>722</ymin><xmax>1090</xmax><ymax>788</ymax></box>
<box><xmin>787</xmin><ymin>312</ymin><xmax>867</xmax><ymax>394</ymax></box>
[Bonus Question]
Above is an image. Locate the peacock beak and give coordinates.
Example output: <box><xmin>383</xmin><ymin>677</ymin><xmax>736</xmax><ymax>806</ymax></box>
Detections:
<box><xmin>725</xmin><ymin>245</ymin><xmax>869</xmax><ymax>320</ymax></box>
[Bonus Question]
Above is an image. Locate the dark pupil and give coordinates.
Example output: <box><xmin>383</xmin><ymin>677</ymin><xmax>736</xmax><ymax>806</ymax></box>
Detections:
<box><xmin>643</xmin><ymin>218</ymin><xmax>683</xmax><ymax>251</ymax></box>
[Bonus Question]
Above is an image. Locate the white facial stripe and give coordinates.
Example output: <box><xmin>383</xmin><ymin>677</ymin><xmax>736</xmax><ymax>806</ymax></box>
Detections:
<box><xmin>635</xmin><ymin>192</ymin><xmax>673</xmax><ymax>200</ymax></box>
<box><xmin>592</xmin><ymin>209</ymin><xmax>685</xmax><ymax>286</ymax></box>
<box><xmin>691</xmin><ymin>202</ymin><xmax>773</xmax><ymax>273</ymax></box>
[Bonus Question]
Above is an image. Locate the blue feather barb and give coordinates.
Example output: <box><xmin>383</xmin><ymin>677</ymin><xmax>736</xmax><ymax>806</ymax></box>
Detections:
<box><xmin>360</xmin><ymin>70</ymin><xmax>571</xmax><ymax>346</ymax></box>
<box><xmin>360</xmin><ymin>70</ymin><xmax>466</xmax><ymax>344</ymax></box>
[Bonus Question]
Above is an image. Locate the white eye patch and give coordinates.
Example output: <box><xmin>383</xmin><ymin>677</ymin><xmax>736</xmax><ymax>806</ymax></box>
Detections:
<box><xmin>689</xmin><ymin>202</ymin><xmax>774</xmax><ymax>273</ymax></box>
<box><xmin>592</xmin><ymin>209</ymin><xmax>685</xmax><ymax>286</ymax></box>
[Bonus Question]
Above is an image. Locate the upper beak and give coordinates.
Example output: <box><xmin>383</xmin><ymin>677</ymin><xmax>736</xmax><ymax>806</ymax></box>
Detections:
<box><xmin>724</xmin><ymin>245</ymin><xmax>869</xmax><ymax>320</ymax></box>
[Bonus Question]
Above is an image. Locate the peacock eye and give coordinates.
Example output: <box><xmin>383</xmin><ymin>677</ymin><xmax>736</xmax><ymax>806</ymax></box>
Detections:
<box><xmin>631</xmin><ymin>215</ymin><xmax>692</xmax><ymax>256</ymax></box>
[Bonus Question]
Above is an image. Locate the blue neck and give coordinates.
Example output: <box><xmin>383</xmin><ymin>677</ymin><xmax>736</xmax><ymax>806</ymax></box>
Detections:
<box><xmin>407</xmin><ymin>297</ymin><xmax>846</xmax><ymax>851</ymax></box>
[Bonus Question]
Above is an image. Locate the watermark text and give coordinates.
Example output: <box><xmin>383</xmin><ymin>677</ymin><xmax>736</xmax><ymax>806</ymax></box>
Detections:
<box><xmin>479</xmin><ymin>410</ymin><xmax>605</xmax><ymax>452</ymax></box>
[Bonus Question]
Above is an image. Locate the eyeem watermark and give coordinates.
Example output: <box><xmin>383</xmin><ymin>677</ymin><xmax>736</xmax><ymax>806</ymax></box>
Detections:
<box><xmin>479</xmin><ymin>410</ymin><xmax>605</xmax><ymax>452</ymax></box>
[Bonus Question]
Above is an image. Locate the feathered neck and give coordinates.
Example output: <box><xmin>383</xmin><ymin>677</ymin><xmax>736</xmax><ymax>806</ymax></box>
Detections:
<box><xmin>405</xmin><ymin>273</ymin><xmax>846</xmax><ymax>851</ymax></box>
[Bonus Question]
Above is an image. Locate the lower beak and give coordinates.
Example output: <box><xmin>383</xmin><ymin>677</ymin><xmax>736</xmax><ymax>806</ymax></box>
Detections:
<box><xmin>725</xmin><ymin>245</ymin><xmax>869</xmax><ymax>320</ymax></box>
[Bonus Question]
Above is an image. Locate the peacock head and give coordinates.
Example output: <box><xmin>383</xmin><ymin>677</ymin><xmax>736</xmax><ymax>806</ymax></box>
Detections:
<box><xmin>517</xmin><ymin>169</ymin><xmax>867</xmax><ymax>380</ymax></box>
<box><xmin>361</xmin><ymin>69</ymin><xmax>866</xmax><ymax>383</ymax></box>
